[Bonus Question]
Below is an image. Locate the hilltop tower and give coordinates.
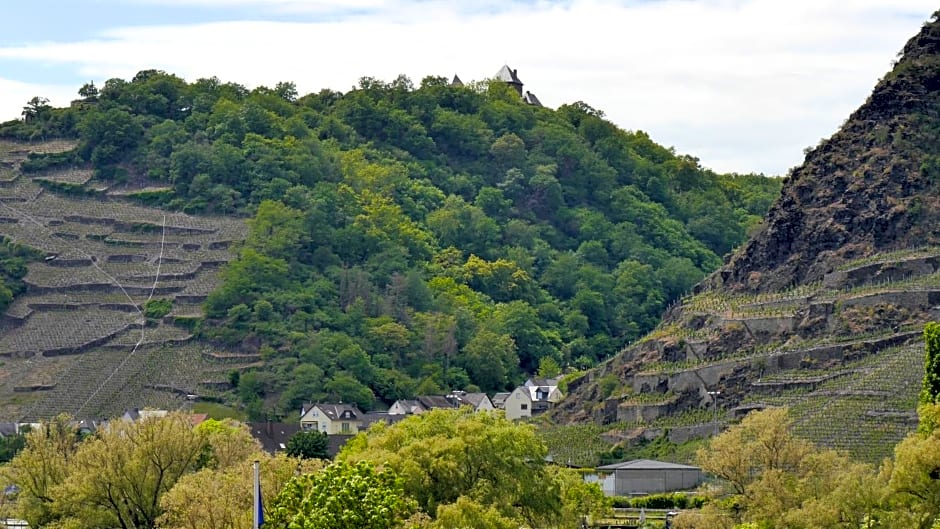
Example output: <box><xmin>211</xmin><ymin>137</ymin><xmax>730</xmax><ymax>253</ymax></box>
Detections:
<box><xmin>495</xmin><ymin>65</ymin><xmax>524</xmax><ymax>96</ymax></box>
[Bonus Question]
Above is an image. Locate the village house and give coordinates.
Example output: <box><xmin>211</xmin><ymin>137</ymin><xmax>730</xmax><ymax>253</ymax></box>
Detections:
<box><xmin>300</xmin><ymin>403</ymin><xmax>363</xmax><ymax>435</ymax></box>
<box><xmin>503</xmin><ymin>380</ymin><xmax>564</xmax><ymax>420</ymax></box>
<box><xmin>387</xmin><ymin>399</ymin><xmax>424</xmax><ymax>415</ymax></box>
<box><xmin>451</xmin><ymin>391</ymin><xmax>494</xmax><ymax>412</ymax></box>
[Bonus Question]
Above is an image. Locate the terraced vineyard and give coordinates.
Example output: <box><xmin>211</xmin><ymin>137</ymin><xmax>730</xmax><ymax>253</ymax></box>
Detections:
<box><xmin>564</xmin><ymin>247</ymin><xmax>940</xmax><ymax>463</ymax></box>
<box><xmin>0</xmin><ymin>139</ymin><xmax>251</xmax><ymax>421</ymax></box>
<box><xmin>742</xmin><ymin>343</ymin><xmax>922</xmax><ymax>461</ymax></box>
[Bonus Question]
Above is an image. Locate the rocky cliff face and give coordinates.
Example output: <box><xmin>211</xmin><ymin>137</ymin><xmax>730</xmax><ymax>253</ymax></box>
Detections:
<box><xmin>714</xmin><ymin>13</ymin><xmax>940</xmax><ymax>293</ymax></box>
<box><xmin>555</xmin><ymin>11</ymin><xmax>940</xmax><ymax>463</ymax></box>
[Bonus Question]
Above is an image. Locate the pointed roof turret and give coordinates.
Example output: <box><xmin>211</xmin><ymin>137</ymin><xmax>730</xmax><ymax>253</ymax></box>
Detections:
<box><xmin>495</xmin><ymin>64</ymin><xmax>522</xmax><ymax>84</ymax></box>
<box><xmin>524</xmin><ymin>91</ymin><xmax>542</xmax><ymax>107</ymax></box>
<box><xmin>451</xmin><ymin>74</ymin><xmax>463</xmax><ymax>87</ymax></box>
<box><xmin>495</xmin><ymin>64</ymin><xmax>523</xmax><ymax>95</ymax></box>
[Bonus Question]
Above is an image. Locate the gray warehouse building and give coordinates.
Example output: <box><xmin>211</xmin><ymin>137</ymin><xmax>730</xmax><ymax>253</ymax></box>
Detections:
<box><xmin>595</xmin><ymin>459</ymin><xmax>703</xmax><ymax>496</ymax></box>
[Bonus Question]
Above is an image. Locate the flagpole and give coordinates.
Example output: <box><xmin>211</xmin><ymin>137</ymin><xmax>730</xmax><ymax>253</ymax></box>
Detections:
<box><xmin>253</xmin><ymin>460</ymin><xmax>263</xmax><ymax>529</ymax></box>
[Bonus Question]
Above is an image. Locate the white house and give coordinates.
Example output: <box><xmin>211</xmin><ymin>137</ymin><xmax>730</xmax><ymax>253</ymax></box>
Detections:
<box><xmin>504</xmin><ymin>384</ymin><xmax>564</xmax><ymax>420</ymax></box>
<box><xmin>450</xmin><ymin>391</ymin><xmax>494</xmax><ymax>412</ymax></box>
<box><xmin>504</xmin><ymin>386</ymin><xmax>533</xmax><ymax>420</ymax></box>
<box><xmin>454</xmin><ymin>391</ymin><xmax>496</xmax><ymax>411</ymax></box>
<box><xmin>300</xmin><ymin>403</ymin><xmax>363</xmax><ymax>435</ymax></box>
<box><xmin>388</xmin><ymin>399</ymin><xmax>425</xmax><ymax>415</ymax></box>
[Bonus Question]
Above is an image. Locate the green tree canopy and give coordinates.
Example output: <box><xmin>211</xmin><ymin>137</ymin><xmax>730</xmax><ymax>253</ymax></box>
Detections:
<box><xmin>266</xmin><ymin>460</ymin><xmax>415</xmax><ymax>529</ymax></box>
<box><xmin>923</xmin><ymin>322</ymin><xmax>940</xmax><ymax>405</ymax></box>
<box><xmin>340</xmin><ymin>408</ymin><xmax>597</xmax><ymax>527</ymax></box>
<box><xmin>286</xmin><ymin>430</ymin><xmax>329</xmax><ymax>460</ymax></box>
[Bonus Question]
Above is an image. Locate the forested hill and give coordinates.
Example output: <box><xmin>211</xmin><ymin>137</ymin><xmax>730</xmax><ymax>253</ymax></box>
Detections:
<box><xmin>1</xmin><ymin>72</ymin><xmax>780</xmax><ymax>418</ymax></box>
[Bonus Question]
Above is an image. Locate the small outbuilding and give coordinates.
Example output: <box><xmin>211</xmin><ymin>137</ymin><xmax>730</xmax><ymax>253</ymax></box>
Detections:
<box><xmin>595</xmin><ymin>459</ymin><xmax>703</xmax><ymax>496</ymax></box>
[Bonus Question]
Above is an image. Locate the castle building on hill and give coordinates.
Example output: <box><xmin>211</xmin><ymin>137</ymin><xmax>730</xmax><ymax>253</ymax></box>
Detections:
<box><xmin>495</xmin><ymin>64</ymin><xmax>524</xmax><ymax>95</ymax></box>
<box><xmin>450</xmin><ymin>64</ymin><xmax>542</xmax><ymax>107</ymax></box>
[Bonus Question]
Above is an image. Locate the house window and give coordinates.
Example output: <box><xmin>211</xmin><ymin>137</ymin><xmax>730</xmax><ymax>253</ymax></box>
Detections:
<box><xmin>521</xmin><ymin>404</ymin><xmax>528</xmax><ymax>410</ymax></box>
<box><xmin>303</xmin><ymin>421</ymin><xmax>318</xmax><ymax>431</ymax></box>
<box><xmin>342</xmin><ymin>422</ymin><xmax>351</xmax><ymax>433</ymax></box>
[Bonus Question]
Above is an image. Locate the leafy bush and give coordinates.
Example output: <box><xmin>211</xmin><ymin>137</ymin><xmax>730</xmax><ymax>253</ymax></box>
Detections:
<box><xmin>598</xmin><ymin>374</ymin><xmax>620</xmax><ymax>399</ymax></box>
<box><xmin>19</xmin><ymin>149</ymin><xmax>80</xmax><ymax>173</ymax></box>
<box><xmin>611</xmin><ymin>493</ymin><xmax>707</xmax><ymax>509</ymax></box>
<box><xmin>144</xmin><ymin>298</ymin><xmax>173</xmax><ymax>319</ymax></box>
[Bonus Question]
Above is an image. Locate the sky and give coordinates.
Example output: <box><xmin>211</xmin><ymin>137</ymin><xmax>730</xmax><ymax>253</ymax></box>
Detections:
<box><xmin>0</xmin><ymin>0</ymin><xmax>936</xmax><ymax>176</ymax></box>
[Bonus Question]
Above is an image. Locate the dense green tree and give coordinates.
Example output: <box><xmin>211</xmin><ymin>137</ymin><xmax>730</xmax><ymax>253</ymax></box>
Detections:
<box><xmin>0</xmin><ymin>281</ymin><xmax>13</xmax><ymax>313</ymax></box>
<box><xmin>336</xmin><ymin>409</ymin><xmax>610</xmax><ymax>528</ymax></box>
<box><xmin>459</xmin><ymin>329</ymin><xmax>518</xmax><ymax>392</ymax></box>
<box><xmin>21</xmin><ymin>96</ymin><xmax>51</xmax><ymax>122</ymax></box>
<box><xmin>341</xmin><ymin>408</ymin><xmax>577</xmax><ymax>527</ymax></box>
<box><xmin>0</xmin><ymin>430</ymin><xmax>26</xmax><ymax>463</ymax></box>
<box><xmin>78</xmin><ymin>107</ymin><xmax>144</xmax><ymax>165</ymax></box>
<box><xmin>2</xmin><ymin>415</ymin><xmax>81</xmax><ymax>527</ymax></box>
<box><xmin>246</xmin><ymin>200</ymin><xmax>308</xmax><ymax>263</ymax></box>
<box><xmin>53</xmin><ymin>414</ymin><xmax>205</xmax><ymax>529</ymax></box>
<box><xmin>923</xmin><ymin>322</ymin><xmax>940</xmax><ymax>404</ymax></box>
<box><xmin>194</xmin><ymin>418</ymin><xmax>261</xmax><ymax>470</ymax></box>
<box><xmin>324</xmin><ymin>372</ymin><xmax>375</xmax><ymax>410</ymax></box>
<box><xmin>266</xmin><ymin>460</ymin><xmax>415</xmax><ymax>529</ymax></box>
<box><xmin>687</xmin><ymin>408</ymin><xmax>884</xmax><ymax>529</ymax></box>
<box><xmin>158</xmin><ymin>455</ymin><xmax>324</xmax><ymax>529</ymax></box>
<box><xmin>286</xmin><ymin>430</ymin><xmax>329</xmax><ymax>460</ymax></box>
<box><xmin>78</xmin><ymin>81</ymin><xmax>99</xmax><ymax>100</ymax></box>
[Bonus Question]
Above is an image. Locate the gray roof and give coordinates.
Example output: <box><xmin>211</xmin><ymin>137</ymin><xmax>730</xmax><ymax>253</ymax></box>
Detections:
<box><xmin>525</xmin><ymin>376</ymin><xmax>560</xmax><ymax>387</ymax></box>
<box><xmin>313</xmin><ymin>403</ymin><xmax>362</xmax><ymax>421</ymax></box>
<box><xmin>524</xmin><ymin>91</ymin><xmax>542</xmax><ymax>107</ymax></box>
<box><xmin>361</xmin><ymin>411</ymin><xmax>408</xmax><ymax>428</ymax></box>
<box><xmin>248</xmin><ymin>422</ymin><xmax>300</xmax><ymax>454</ymax></box>
<box><xmin>328</xmin><ymin>434</ymin><xmax>355</xmax><ymax>458</ymax></box>
<box><xmin>597</xmin><ymin>459</ymin><xmax>701</xmax><ymax>471</ymax></box>
<box><xmin>492</xmin><ymin>392</ymin><xmax>510</xmax><ymax>407</ymax></box>
<box><xmin>451</xmin><ymin>74</ymin><xmax>463</xmax><ymax>86</ymax></box>
<box><xmin>417</xmin><ymin>395</ymin><xmax>458</xmax><ymax>410</ymax></box>
<box><xmin>391</xmin><ymin>399</ymin><xmax>425</xmax><ymax>414</ymax></box>
<box><xmin>454</xmin><ymin>392</ymin><xmax>489</xmax><ymax>407</ymax></box>
<box><xmin>495</xmin><ymin>65</ymin><xmax>522</xmax><ymax>85</ymax></box>
<box><xmin>76</xmin><ymin>419</ymin><xmax>100</xmax><ymax>433</ymax></box>
<box><xmin>525</xmin><ymin>385</ymin><xmax>558</xmax><ymax>403</ymax></box>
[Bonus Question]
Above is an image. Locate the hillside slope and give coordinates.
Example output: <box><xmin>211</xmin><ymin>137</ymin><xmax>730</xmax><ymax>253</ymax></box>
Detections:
<box><xmin>0</xmin><ymin>139</ymin><xmax>255</xmax><ymax>421</ymax></box>
<box><xmin>556</xmin><ymin>11</ymin><xmax>940</xmax><ymax>463</ymax></box>
<box><xmin>0</xmin><ymin>69</ymin><xmax>780</xmax><ymax>420</ymax></box>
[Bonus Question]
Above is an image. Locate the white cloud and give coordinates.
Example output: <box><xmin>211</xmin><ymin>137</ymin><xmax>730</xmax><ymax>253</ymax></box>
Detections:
<box><xmin>0</xmin><ymin>0</ymin><xmax>935</xmax><ymax>174</ymax></box>
<box><xmin>0</xmin><ymin>78</ymin><xmax>80</xmax><ymax>124</ymax></box>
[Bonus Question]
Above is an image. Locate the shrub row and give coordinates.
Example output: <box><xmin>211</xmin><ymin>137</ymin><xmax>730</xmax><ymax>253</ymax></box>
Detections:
<box><xmin>611</xmin><ymin>492</ymin><xmax>708</xmax><ymax>509</ymax></box>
